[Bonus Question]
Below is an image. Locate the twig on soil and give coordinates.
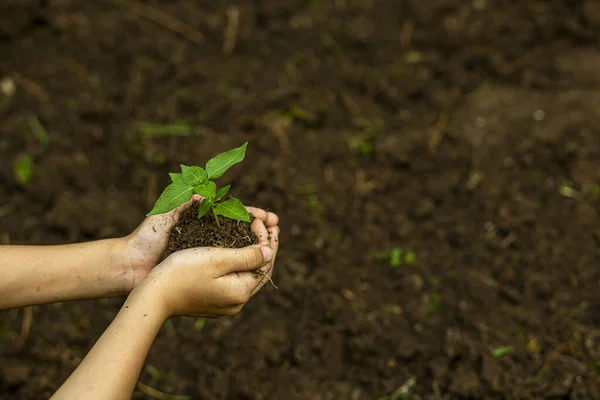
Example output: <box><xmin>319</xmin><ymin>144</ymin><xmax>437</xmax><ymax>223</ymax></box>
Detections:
<box><xmin>400</xmin><ymin>20</ymin><xmax>415</xmax><ymax>49</ymax></box>
<box><xmin>136</xmin><ymin>382</ymin><xmax>191</xmax><ymax>400</ymax></box>
<box><xmin>428</xmin><ymin>112</ymin><xmax>449</xmax><ymax>153</ymax></box>
<box><xmin>340</xmin><ymin>89</ymin><xmax>362</xmax><ymax>115</ymax></box>
<box><xmin>20</xmin><ymin>306</ymin><xmax>33</xmax><ymax>344</ymax></box>
<box><xmin>355</xmin><ymin>169</ymin><xmax>378</xmax><ymax>195</ymax></box>
<box><xmin>125</xmin><ymin>1</ymin><xmax>205</xmax><ymax>45</ymax></box>
<box><xmin>11</xmin><ymin>72</ymin><xmax>49</xmax><ymax>103</ymax></box>
<box><xmin>60</xmin><ymin>57</ymin><xmax>89</xmax><ymax>82</ymax></box>
<box><xmin>223</xmin><ymin>6</ymin><xmax>240</xmax><ymax>55</ymax></box>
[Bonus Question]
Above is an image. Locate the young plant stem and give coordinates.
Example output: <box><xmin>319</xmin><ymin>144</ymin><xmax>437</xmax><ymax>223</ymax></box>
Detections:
<box><xmin>212</xmin><ymin>208</ymin><xmax>221</xmax><ymax>229</ymax></box>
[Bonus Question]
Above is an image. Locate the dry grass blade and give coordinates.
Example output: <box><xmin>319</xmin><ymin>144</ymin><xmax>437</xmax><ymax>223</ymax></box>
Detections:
<box><xmin>223</xmin><ymin>6</ymin><xmax>240</xmax><ymax>55</ymax></box>
<box><xmin>20</xmin><ymin>306</ymin><xmax>33</xmax><ymax>344</ymax></box>
<box><xmin>136</xmin><ymin>382</ymin><xmax>191</xmax><ymax>400</ymax></box>
<box><xmin>11</xmin><ymin>72</ymin><xmax>49</xmax><ymax>103</ymax></box>
<box><xmin>126</xmin><ymin>1</ymin><xmax>204</xmax><ymax>45</ymax></box>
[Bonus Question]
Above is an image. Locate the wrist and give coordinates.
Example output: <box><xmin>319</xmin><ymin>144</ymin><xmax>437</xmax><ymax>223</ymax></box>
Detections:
<box><xmin>108</xmin><ymin>236</ymin><xmax>136</xmax><ymax>296</ymax></box>
<box><xmin>129</xmin><ymin>271</ymin><xmax>171</xmax><ymax>322</ymax></box>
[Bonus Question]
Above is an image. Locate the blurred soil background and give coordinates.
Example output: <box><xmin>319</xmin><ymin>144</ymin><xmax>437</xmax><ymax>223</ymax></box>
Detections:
<box><xmin>1</xmin><ymin>0</ymin><xmax>600</xmax><ymax>399</ymax></box>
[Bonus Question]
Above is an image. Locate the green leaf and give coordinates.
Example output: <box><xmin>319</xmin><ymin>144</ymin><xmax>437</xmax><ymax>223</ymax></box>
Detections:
<box><xmin>390</xmin><ymin>248</ymin><xmax>402</xmax><ymax>268</ymax></box>
<box><xmin>181</xmin><ymin>165</ymin><xmax>207</xmax><ymax>185</ymax></box>
<box><xmin>197</xmin><ymin>199</ymin><xmax>212</xmax><ymax>218</ymax></box>
<box><xmin>491</xmin><ymin>346</ymin><xmax>513</xmax><ymax>357</ymax></box>
<box><xmin>213</xmin><ymin>198</ymin><xmax>250</xmax><ymax>222</ymax></box>
<box><xmin>205</xmin><ymin>142</ymin><xmax>248</xmax><ymax>179</ymax></box>
<box><xmin>169</xmin><ymin>172</ymin><xmax>184</xmax><ymax>183</ymax></box>
<box><xmin>147</xmin><ymin>182</ymin><xmax>194</xmax><ymax>216</ymax></box>
<box><xmin>215</xmin><ymin>185</ymin><xmax>231</xmax><ymax>199</ymax></box>
<box><xmin>404</xmin><ymin>251</ymin><xmax>416</xmax><ymax>264</ymax></box>
<box><xmin>194</xmin><ymin>181</ymin><xmax>216</xmax><ymax>198</ymax></box>
<box><xmin>194</xmin><ymin>317</ymin><xmax>207</xmax><ymax>330</ymax></box>
<box><xmin>13</xmin><ymin>155</ymin><xmax>34</xmax><ymax>185</ymax></box>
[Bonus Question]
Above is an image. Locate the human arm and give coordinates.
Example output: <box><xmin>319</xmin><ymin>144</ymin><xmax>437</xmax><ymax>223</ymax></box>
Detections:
<box><xmin>0</xmin><ymin>194</ymin><xmax>279</xmax><ymax>310</ymax></box>
<box><xmin>0</xmin><ymin>238</ymin><xmax>131</xmax><ymax>310</ymax></box>
<box><xmin>50</xmin><ymin>218</ymin><xmax>279</xmax><ymax>400</ymax></box>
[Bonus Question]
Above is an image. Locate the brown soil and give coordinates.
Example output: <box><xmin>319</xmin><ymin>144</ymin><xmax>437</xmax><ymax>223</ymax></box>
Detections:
<box><xmin>162</xmin><ymin>199</ymin><xmax>257</xmax><ymax>259</ymax></box>
<box><xmin>1</xmin><ymin>1</ymin><xmax>600</xmax><ymax>399</ymax></box>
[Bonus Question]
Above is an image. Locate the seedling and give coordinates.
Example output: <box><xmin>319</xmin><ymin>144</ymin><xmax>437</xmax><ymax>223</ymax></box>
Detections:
<box><xmin>491</xmin><ymin>346</ymin><xmax>513</xmax><ymax>357</ymax></box>
<box><xmin>13</xmin><ymin>154</ymin><xmax>34</xmax><ymax>185</ymax></box>
<box><xmin>373</xmin><ymin>247</ymin><xmax>416</xmax><ymax>268</ymax></box>
<box><xmin>147</xmin><ymin>142</ymin><xmax>250</xmax><ymax>228</ymax></box>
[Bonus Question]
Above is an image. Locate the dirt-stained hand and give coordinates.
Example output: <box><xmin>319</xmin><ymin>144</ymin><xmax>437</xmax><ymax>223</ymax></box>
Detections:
<box><xmin>121</xmin><ymin>195</ymin><xmax>279</xmax><ymax>292</ymax></box>
<box><xmin>136</xmin><ymin>217</ymin><xmax>279</xmax><ymax>318</ymax></box>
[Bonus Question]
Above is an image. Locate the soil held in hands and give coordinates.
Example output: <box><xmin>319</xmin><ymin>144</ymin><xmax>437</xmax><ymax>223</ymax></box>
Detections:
<box><xmin>162</xmin><ymin>200</ymin><xmax>258</xmax><ymax>259</ymax></box>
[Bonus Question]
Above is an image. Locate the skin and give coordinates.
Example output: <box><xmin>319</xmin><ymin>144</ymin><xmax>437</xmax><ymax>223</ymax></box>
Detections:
<box><xmin>0</xmin><ymin>195</ymin><xmax>280</xmax><ymax>399</ymax></box>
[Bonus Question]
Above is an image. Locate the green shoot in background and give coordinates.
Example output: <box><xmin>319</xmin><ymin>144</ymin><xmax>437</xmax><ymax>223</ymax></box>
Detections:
<box><xmin>147</xmin><ymin>142</ymin><xmax>250</xmax><ymax>228</ymax></box>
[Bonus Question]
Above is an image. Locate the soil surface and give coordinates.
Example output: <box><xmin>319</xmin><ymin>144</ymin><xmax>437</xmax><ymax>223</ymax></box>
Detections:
<box><xmin>1</xmin><ymin>1</ymin><xmax>600</xmax><ymax>399</ymax></box>
<box><xmin>163</xmin><ymin>199</ymin><xmax>257</xmax><ymax>259</ymax></box>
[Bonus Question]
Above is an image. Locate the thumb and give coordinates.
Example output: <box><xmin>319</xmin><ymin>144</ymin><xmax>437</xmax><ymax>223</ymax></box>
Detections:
<box><xmin>216</xmin><ymin>245</ymin><xmax>273</xmax><ymax>276</ymax></box>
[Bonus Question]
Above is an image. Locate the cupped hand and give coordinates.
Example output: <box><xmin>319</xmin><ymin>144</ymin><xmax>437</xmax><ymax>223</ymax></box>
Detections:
<box><xmin>137</xmin><ymin>217</ymin><xmax>280</xmax><ymax>318</ymax></box>
<box><xmin>120</xmin><ymin>195</ymin><xmax>280</xmax><ymax>293</ymax></box>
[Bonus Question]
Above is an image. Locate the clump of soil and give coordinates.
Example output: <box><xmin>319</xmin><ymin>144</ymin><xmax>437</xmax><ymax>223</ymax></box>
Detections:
<box><xmin>162</xmin><ymin>199</ymin><xmax>257</xmax><ymax>259</ymax></box>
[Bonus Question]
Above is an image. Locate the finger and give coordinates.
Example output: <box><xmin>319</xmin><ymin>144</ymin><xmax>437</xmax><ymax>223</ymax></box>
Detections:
<box><xmin>260</xmin><ymin>225</ymin><xmax>279</xmax><ymax>277</ymax></box>
<box><xmin>253</xmin><ymin>224</ymin><xmax>278</xmax><ymax>278</ymax></box>
<box><xmin>250</xmin><ymin>218</ymin><xmax>269</xmax><ymax>246</ymax></box>
<box><xmin>249</xmin><ymin>225</ymin><xmax>280</xmax><ymax>297</ymax></box>
<box><xmin>247</xmin><ymin>207</ymin><xmax>280</xmax><ymax>228</ymax></box>
<box><xmin>246</xmin><ymin>206</ymin><xmax>268</xmax><ymax>223</ymax></box>
<box><xmin>265</xmin><ymin>212</ymin><xmax>279</xmax><ymax>227</ymax></box>
<box><xmin>213</xmin><ymin>245</ymin><xmax>272</xmax><ymax>276</ymax></box>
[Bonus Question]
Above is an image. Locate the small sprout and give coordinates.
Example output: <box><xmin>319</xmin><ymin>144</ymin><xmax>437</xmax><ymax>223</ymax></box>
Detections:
<box><xmin>306</xmin><ymin>193</ymin><xmax>323</xmax><ymax>212</ymax></box>
<box><xmin>466</xmin><ymin>170</ymin><xmax>484</xmax><ymax>190</ymax></box>
<box><xmin>295</xmin><ymin>183</ymin><xmax>317</xmax><ymax>195</ymax></box>
<box><xmin>403</xmin><ymin>51</ymin><xmax>423</xmax><ymax>64</ymax></box>
<box><xmin>147</xmin><ymin>142</ymin><xmax>251</xmax><ymax>228</ymax></box>
<box><xmin>582</xmin><ymin>183</ymin><xmax>600</xmax><ymax>203</ymax></box>
<box><xmin>525</xmin><ymin>337</ymin><xmax>541</xmax><ymax>355</ymax></box>
<box><xmin>194</xmin><ymin>318</ymin><xmax>206</xmax><ymax>330</ymax></box>
<box><xmin>491</xmin><ymin>346</ymin><xmax>513</xmax><ymax>357</ymax></box>
<box><xmin>404</xmin><ymin>251</ymin><xmax>416</xmax><ymax>264</ymax></box>
<box><xmin>145</xmin><ymin>364</ymin><xmax>161</xmax><ymax>383</ymax></box>
<box><xmin>26</xmin><ymin>115</ymin><xmax>49</xmax><ymax>148</ymax></box>
<box><xmin>13</xmin><ymin>155</ymin><xmax>34</xmax><ymax>185</ymax></box>
<box><xmin>588</xmin><ymin>362</ymin><xmax>600</xmax><ymax>372</ymax></box>
<box><xmin>469</xmin><ymin>80</ymin><xmax>493</xmax><ymax>100</ymax></box>
<box><xmin>138</xmin><ymin>122</ymin><xmax>193</xmax><ymax>138</ymax></box>
<box><xmin>376</xmin><ymin>377</ymin><xmax>416</xmax><ymax>400</ymax></box>
<box><xmin>347</xmin><ymin>118</ymin><xmax>383</xmax><ymax>155</ymax></box>
<box><xmin>426</xmin><ymin>292</ymin><xmax>440</xmax><ymax>315</ymax></box>
<box><xmin>374</xmin><ymin>248</ymin><xmax>416</xmax><ymax>268</ymax></box>
<box><xmin>390</xmin><ymin>248</ymin><xmax>402</xmax><ymax>268</ymax></box>
<box><xmin>281</xmin><ymin>106</ymin><xmax>309</xmax><ymax>122</ymax></box>
<box><xmin>558</xmin><ymin>180</ymin><xmax>579</xmax><ymax>199</ymax></box>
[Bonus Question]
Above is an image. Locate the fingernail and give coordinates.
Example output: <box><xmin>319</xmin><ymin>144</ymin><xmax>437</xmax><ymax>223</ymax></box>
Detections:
<box><xmin>261</xmin><ymin>246</ymin><xmax>273</xmax><ymax>262</ymax></box>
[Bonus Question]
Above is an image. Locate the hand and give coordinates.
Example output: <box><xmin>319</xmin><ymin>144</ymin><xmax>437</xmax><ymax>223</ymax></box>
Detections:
<box><xmin>119</xmin><ymin>195</ymin><xmax>280</xmax><ymax>292</ymax></box>
<box><xmin>137</xmin><ymin>217</ymin><xmax>280</xmax><ymax>318</ymax></box>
